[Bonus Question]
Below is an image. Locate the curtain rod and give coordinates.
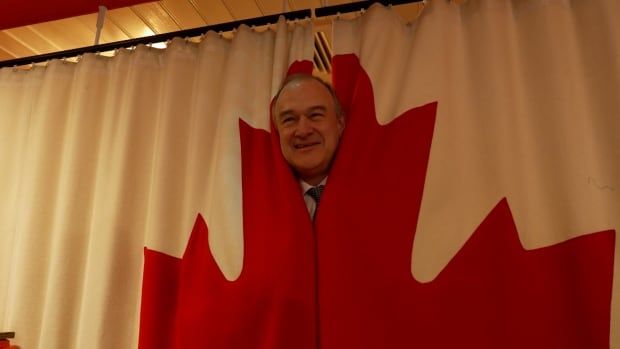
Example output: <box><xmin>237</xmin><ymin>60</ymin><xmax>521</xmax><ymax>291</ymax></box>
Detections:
<box><xmin>315</xmin><ymin>0</ymin><xmax>422</xmax><ymax>17</ymax></box>
<box><xmin>0</xmin><ymin>0</ymin><xmax>422</xmax><ymax>69</ymax></box>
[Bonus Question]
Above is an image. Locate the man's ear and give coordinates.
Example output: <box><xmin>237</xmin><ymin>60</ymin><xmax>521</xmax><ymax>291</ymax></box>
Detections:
<box><xmin>338</xmin><ymin>114</ymin><xmax>346</xmax><ymax>136</ymax></box>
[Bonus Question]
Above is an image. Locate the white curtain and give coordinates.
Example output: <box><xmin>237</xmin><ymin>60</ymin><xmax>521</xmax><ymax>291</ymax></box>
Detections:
<box><xmin>0</xmin><ymin>19</ymin><xmax>314</xmax><ymax>348</ymax></box>
<box><xmin>333</xmin><ymin>0</ymin><xmax>619</xmax><ymax>347</ymax></box>
<box><xmin>2</xmin><ymin>0</ymin><xmax>620</xmax><ymax>347</ymax></box>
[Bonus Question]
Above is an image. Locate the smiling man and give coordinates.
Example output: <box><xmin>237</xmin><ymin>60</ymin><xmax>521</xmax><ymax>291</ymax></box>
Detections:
<box><xmin>272</xmin><ymin>74</ymin><xmax>345</xmax><ymax>218</ymax></box>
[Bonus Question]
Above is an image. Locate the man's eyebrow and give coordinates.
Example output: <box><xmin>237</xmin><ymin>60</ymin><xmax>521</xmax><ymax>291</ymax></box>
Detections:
<box><xmin>277</xmin><ymin>109</ymin><xmax>296</xmax><ymax>118</ymax></box>
<box><xmin>306</xmin><ymin>105</ymin><xmax>327</xmax><ymax>113</ymax></box>
<box><xmin>278</xmin><ymin>105</ymin><xmax>327</xmax><ymax>118</ymax></box>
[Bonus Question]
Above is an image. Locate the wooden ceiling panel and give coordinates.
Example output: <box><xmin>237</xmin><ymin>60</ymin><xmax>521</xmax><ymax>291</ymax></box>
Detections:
<box><xmin>0</xmin><ymin>0</ymin><xmax>153</xmax><ymax>30</ymax></box>
<box><xmin>191</xmin><ymin>0</ymin><xmax>234</xmax><ymax>24</ymax></box>
<box><xmin>0</xmin><ymin>32</ymin><xmax>38</xmax><ymax>58</ymax></box>
<box><xmin>0</xmin><ymin>0</ymin><xmax>425</xmax><ymax>64</ymax></box>
<box><xmin>289</xmin><ymin>0</ymin><xmax>323</xmax><ymax>11</ymax></box>
<box><xmin>75</xmin><ymin>14</ymin><xmax>131</xmax><ymax>44</ymax></box>
<box><xmin>253</xmin><ymin>0</ymin><xmax>283</xmax><ymax>15</ymax></box>
<box><xmin>33</xmin><ymin>18</ymin><xmax>96</xmax><ymax>50</ymax></box>
<box><xmin>222</xmin><ymin>0</ymin><xmax>263</xmax><ymax>20</ymax></box>
<box><xmin>3</xmin><ymin>27</ymin><xmax>61</xmax><ymax>55</ymax></box>
<box><xmin>107</xmin><ymin>7</ymin><xmax>155</xmax><ymax>38</ymax></box>
<box><xmin>160</xmin><ymin>0</ymin><xmax>207</xmax><ymax>29</ymax></box>
<box><xmin>0</xmin><ymin>48</ymin><xmax>14</xmax><ymax>61</ymax></box>
<box><xmin>256</xmin><ymin>0</ymin><xmax>325</xmax><ymax>14</ymax></box>
<box><xmin>132</xmin><ymin>2</ymin><xmax>182</xmax><ymax>34</ymax></box>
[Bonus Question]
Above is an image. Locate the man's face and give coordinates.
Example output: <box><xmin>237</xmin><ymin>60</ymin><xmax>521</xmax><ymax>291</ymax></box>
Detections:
<box><xmin>273</xmin><ymin>78</ymin><xmax>345</xmax><ymax>185</ymax></box>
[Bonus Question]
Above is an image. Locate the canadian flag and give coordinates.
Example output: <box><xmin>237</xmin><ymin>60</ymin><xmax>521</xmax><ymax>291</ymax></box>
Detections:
<box><xmin>138</xmin><ymin>53</ymin><xmax>615</xmax><ymax>348</ymax></box>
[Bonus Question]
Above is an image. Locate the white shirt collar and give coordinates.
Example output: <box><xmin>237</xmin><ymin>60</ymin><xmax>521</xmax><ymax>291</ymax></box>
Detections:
<box><xmin>300</xmin><ymin>177</ymin><xmax>327</xmax><ymax>192</ymax></box>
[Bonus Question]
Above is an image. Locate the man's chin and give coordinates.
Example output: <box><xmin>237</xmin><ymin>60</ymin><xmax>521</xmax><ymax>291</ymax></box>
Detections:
<box><xmin>293</xmin><ymin>165</ymin><xmax>326</xmax><ymax>183</ymax></box>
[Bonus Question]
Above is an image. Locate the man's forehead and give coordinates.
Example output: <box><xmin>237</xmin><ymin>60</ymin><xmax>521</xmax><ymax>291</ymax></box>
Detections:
<box><xmin>280</xmin><ymin>76</ymin><xmax>330</xmax><ymax>94</ymax></box>
<box><xmin>276</xmin><ymin>99</ymin><xmax>332</xmax><ymax>120</ymax></box>
<box><xmin>272</xmin><ymin>74</ymin><xmax>342</xmax><ymax>121</ymax></box>
<box><xmin>277</xmin><ymin>79</ymin><xmax>333</xmax><ymax>106</ymax></box>
<box><xmin>278</xmin><ymin>105</ymin><xmax>327</xmax><ymax>116</ymax></box>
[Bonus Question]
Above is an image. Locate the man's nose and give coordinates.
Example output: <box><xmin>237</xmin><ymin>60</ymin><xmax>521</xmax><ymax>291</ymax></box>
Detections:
<box><xmin>295</xmin><ymin>116</ymin><xmax>313</xmax><ymax>136</ymax></box>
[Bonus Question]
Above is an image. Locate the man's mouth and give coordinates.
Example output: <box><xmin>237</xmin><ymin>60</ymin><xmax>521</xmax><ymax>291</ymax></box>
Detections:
<box><xmin>294</xmin><ymin>142</ymin><xmax>320</xmax><ymax>149</ymax></box>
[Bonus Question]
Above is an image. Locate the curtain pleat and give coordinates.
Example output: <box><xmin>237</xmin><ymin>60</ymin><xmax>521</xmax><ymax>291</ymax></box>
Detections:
<box><xmin>0</xmin><ymin>19</ymin><xmax>313</xmax><ymax>348</ymax></box>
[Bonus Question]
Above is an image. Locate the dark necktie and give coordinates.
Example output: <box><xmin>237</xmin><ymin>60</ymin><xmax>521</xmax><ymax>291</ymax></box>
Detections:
<box><xmin>306</xmin><ymin>185</ymin><xmax>325</xmax><ymax>205</ymax></box>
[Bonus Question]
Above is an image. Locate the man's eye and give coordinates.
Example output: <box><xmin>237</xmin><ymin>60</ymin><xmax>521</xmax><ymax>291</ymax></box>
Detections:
<box><xmin>281</xmin><ymin>116</ymin><xmax>294</xmax><ymax>124</ymax></box>
<box><xmin>310</xmin><ymin>113</ymin><xmax>324</xmax><ymax>119</ymax></box>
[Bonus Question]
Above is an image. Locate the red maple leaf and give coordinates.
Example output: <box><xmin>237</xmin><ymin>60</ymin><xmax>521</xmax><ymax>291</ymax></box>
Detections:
<box><xmin>139</xmin><ymin>62</ymin><xmax>319</xmax><ymax>349</ymax></box>
<box><xmin>138</xmin><ymin>55</ymin><xmax>615</xmax><ymax>348</ymax></box>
